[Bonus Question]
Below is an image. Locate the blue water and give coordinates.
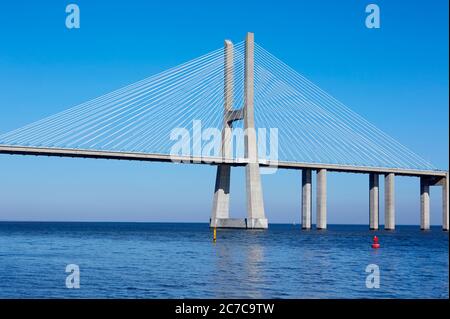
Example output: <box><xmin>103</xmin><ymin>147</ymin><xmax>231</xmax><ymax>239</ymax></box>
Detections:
<box><xmin>0</xmin><ymin>222</ymin><xmax>448</xmax><ymax>298</ymax></box>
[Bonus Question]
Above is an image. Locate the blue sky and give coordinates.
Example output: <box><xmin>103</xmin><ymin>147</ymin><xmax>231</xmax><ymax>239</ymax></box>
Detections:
<box><xmin>0</xmin><ymin>0</ymin><xmax>448</xmax><ymax>225</ymax></box>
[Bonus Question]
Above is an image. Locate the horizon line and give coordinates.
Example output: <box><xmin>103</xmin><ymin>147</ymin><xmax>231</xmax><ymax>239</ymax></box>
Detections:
<box><xmin>0</xmin><ymin>220</ymin><xmax>446</xmax><ymax>227</ymax></box>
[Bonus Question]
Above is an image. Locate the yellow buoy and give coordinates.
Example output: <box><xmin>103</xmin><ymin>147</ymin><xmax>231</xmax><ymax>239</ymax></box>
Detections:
<box><xmin>213</xmin><ymin>227</ymin><xmax>217</xmax><ymax>243</ymax></box>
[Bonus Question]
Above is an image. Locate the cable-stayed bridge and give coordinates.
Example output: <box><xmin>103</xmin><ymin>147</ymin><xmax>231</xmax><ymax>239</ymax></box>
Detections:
<box><xmin>0</xmin><ymin>33</ymin><xmax>447</xmax><ymax>230</ymax></box>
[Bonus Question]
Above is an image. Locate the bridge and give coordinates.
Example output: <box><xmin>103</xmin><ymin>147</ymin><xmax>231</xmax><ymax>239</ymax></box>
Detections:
<box><xmin>0</xmin><ymin>33</ymin><xmax>448</xmax><ymax>230</ymax></box>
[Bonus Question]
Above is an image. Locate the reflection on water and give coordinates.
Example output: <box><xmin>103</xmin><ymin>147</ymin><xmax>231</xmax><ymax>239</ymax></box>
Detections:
<box><xmin>245</xmin><ymin>239</ymin><xmax>265</xmax><ymax>298</ymax></box>
<box><xmin>0</xmin><ymin>222</ymin><xmax>448</xmax><ymax>298</ymax></box>
<box><xmin>213</xmin><ymin>230</ymin><xmax>265</xmax><ymax>298</ymax></box>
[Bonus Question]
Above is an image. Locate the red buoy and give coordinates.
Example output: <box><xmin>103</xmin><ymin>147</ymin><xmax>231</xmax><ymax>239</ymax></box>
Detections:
<box><xmin>371</xmin><ymin>236</ymin><xmax>380</xmax><ymax>249</ymax></box>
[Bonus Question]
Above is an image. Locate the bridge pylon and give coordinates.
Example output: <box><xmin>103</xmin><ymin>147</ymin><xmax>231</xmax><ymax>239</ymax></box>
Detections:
<box><xmin>210</xmin><ymin>32</ymin><xmax>268</xmax><ymax>229</ymax></box>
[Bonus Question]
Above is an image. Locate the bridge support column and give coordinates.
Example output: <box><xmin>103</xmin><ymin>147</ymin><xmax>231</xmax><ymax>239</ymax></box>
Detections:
<box><xmin>210</xmin><ymin>39</ymin><xmax>246</xmax><ymax>229</ymax></box>
<box><xmin>244</xmin><ymin>32</ymin><xmax>267</xmax><ymax>229</ymax></box>
<box><xmin>211</xmin><ymin>39</ymin><xmax>233</xmax><ymax>227</ymax></box>
<box><xmin>442</xmin><ymin>174</ymin><xmax>449</xmax><ymax>231</ymax></box>
<box><xmin>384</xmin><ymin>173</ymin><xmax>395</xmax><ymax>230</ymax></box>
<box><xmin>420</xmin><ymin>177</ymin><xmax>430</xmax><ymax>230</ymax></box>
<box><xmin>316</xmin><ymin>169</ymin><xmax>327</xmax><ymax>229</ymax></box>
<box><xmin>369</xmin><ymin>173</ymin><xmax>379</xmax><ymax>230</ymax></box>
<box><xmin>301</xmin><ymin>169</ymin><xmax>312</xmax><ymax>229</ymax></box>
<box><xmin>442</xmin><ymin>173</ymin><xmax>448</xmax><ymax>231</ymax></box>
<box><xmin>210</xmin><ymin>165</ymin><xmax>234</xmax><ymax>227</ymax></box>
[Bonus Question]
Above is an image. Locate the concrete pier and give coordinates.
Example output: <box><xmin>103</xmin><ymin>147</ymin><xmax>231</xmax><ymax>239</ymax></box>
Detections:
<box><xmin>210</xmin><ymin>40</ymin><xmax>234</xmax><ymax>228</ymax></box>
<box><xmin>302</xmin><ymin>169</ymin><xmax>312</xmax><ymax>229</ymax></box>
<box><xmin>436</xmin><ymin>173</ymin><xmax>449</xmax><ymax>231</ymax></box>
<box><xmin>420</xmin><ymin>177</ymin><xmax>430</xmax><ymax>230</ymax></box>
<box><xmin>316</xmin><ymin>169</ymin><xmax>327</xmax><ymax>229</ymax></box>
<box><xmin>369</xmin><ymin>173</ymin><xmax>379</xmax><ymax>230</ymax></box>
<box><xmin>443</xmin><ymin>175</ymin><xmax>449</xmax><ymax>231</ymax></box>
<box><xmin>244</xmin><ymin>32</ymin><xmax>267</xmax><ymax>229</ymax></box>
<box><xmin>210</xmin><ymin>165</ymin><xmax>231</xmax><ymax>227</ymax></box>
<box><xmin>384</xmin><ymin>173</ymin><xmax>395</xmax><ymax>230</ymax></box>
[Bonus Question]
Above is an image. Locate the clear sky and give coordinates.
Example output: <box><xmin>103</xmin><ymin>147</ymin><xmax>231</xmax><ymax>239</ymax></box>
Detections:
<box><xmin>0</xmin><ymin>0</ymin><xmax>448</xmax><ymax>225</ymax></box>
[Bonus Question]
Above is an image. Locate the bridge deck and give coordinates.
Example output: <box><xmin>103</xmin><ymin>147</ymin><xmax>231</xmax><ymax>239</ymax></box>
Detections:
<box><xmin>0</xmin><ymin>145</ymin><xmax>447</xmax><ymax>178</ymax></box>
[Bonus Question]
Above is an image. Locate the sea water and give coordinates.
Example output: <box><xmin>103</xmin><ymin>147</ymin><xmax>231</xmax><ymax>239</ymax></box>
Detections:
<box><xmin>0</xmin><ymin>222</ymin><xmax>448</xmax><ymax>298</ymax></box>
